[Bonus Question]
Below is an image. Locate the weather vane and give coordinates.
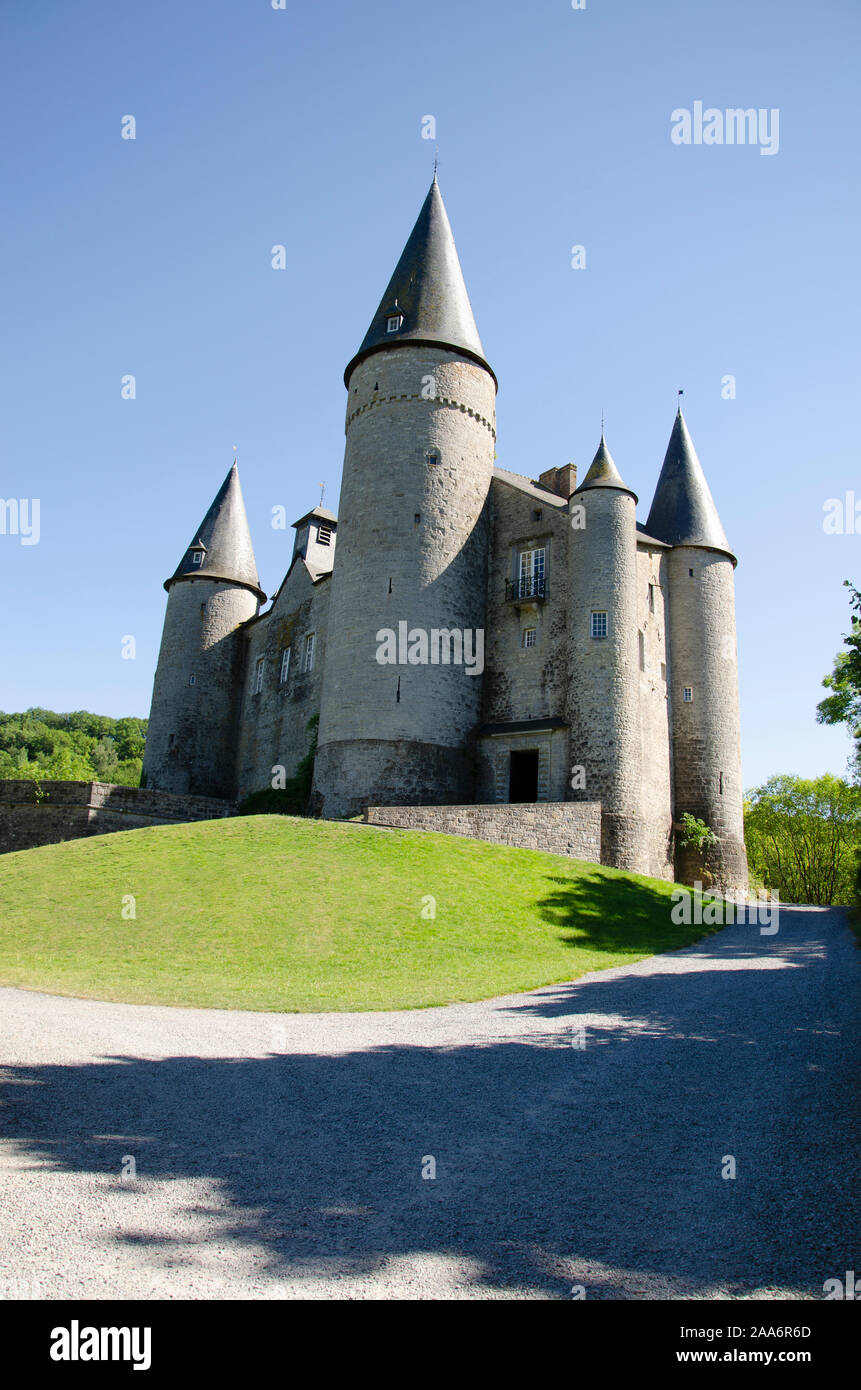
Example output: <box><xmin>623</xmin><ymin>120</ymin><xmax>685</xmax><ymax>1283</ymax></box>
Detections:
<box><xmin>319</xmin><ymin>482</ymin><xmax>325</xmax><ymax>507</ymax></box>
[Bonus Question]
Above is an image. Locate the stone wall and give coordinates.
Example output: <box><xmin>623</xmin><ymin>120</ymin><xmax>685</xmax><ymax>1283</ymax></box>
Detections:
<box><xmin>364</xmin><ymin>801</ymin><xmax>602</xmax><ymax>862</ymax></box>
<box><xmin>235</xmin><ymin>565</ymin><xmax>330</xmax><ymax>802</ymax></box>
<box><xmin>636</xmin><ymin>542</ymin><xmax>675</xmax><ymax>879</ymax></box>
<box><xmin>0</xmin><ymin>781</ymin><xmax>233</xmax><ymax>855</ymax></box>
<box><xmin>143</xmin><ymin>577</ymin><xmax>259</xmax><ymax>799</ymax></box>
<box><xmin>314</xmin><ymin>346</ymin><xmax>497</xmax><ymax>817</ymax></box>
<box><xmin>481</xmin><ymin>472</ymin><xmax>570</xmax><ymax>726</ymax></box>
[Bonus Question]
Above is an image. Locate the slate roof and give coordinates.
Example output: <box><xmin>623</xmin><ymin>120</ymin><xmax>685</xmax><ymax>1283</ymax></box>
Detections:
<box><xmin>167</xmin><ymin>462</ymin><xmax>266</xmax><ymax>600</ymax></box>
<box><xmin>645</xmin><ymin>410</ymin><xmax>734</xmax><ymax>559</ymax></box>
<box><xmin>573</xmin><ymin>435</ymin><xmax>637</xmax><ymax>499</ymax></box>
<box><xmin>492</xmin><ymin>467</ymin><xmax>569</xmax><ymax>507</ymax></box>
<box><xmin>344</xmin><ymin>176</ymin><xmax>495</xmax><ymax>386</ymax></box>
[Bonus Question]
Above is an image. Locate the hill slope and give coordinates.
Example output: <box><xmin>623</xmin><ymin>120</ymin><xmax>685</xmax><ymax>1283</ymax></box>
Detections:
<box><xmin>0</xmin><ymin>816</ymin><xmax>709</xmax><ymax>1011</ymax></box>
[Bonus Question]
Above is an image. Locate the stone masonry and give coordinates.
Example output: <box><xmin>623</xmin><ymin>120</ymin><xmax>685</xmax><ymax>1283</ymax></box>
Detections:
<box><xmin>141</xmin><ymin>176</ymin><xmax>748</xmax><ymax>893</ymax></box>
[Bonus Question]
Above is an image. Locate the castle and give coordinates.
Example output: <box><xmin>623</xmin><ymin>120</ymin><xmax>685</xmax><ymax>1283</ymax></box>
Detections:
<box><xmin>142</xmin><ymin>176</ymin><xmax>748</xmax><ymax>892</ymax></box>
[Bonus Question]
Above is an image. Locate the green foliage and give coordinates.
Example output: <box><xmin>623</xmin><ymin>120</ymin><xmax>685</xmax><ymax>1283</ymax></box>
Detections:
<box><xmin>0</xmin><ymin>709</ymin><xmax>148</xmax><ymax>787</ymax></box>
<box><xmin>237</xmin><ymin>714</ymin><xmax>319</xmax><ymax>817</ymax></box>
<box><xmin>816</xmin><ymin>580</ymin><xmax>861</xmax><ymax>782</ymax></box>
<box><xmin>677</xmin><ymin>812</ymin><xmax>719</xmax><ymax>851</ymax></box>
<box><xmin>744</xmin><ymin>773</ymin><xmax>861</xmax><ymax>905</ymax></box>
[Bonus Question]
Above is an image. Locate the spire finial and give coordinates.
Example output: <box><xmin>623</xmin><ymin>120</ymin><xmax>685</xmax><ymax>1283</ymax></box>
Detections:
<box><xmin>319</xmin><ymin>481</ymin><xmax>325</xmax><ymax>507</ymax></box>
<box><xmin>433</xmin><ymin>147</ymin><xmax>439</xmax><ymax>181</ymax></box>
<box><xmin>601</xmin><ymin>408</ymin><xmax>605</xmax><ymax>436</ymax></box>
<box><xmin>232</xmin><ymin>443</ymin><xmax>238</xmax><ymax>467</ymax></box>
<box><xmin>677</xmin><ymin>388</ymin><xmax>684</xmax><ymax>414</ymax></box>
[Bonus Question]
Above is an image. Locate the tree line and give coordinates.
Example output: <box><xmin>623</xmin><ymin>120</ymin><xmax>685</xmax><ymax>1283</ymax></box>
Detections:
<box><xmin>0</xmin><ymin>709</ymin><xmax>147</xmax><ymax>787</ymax></box>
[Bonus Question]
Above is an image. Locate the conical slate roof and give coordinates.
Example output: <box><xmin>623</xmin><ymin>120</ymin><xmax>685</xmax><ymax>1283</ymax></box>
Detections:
<box><xmin>574</xmin><ymin>435</ymin><xmax>637</xmax><ymax>498</ymax></box>
<box><xmin>167</xmin><ymin>462</ymin><xmax>265</xmax><ymax>599</ymax></box>
<box><xmin>344</xmin><ymin>176</ymin><xmax>494</xmax><ymax>386</ymax></box>
<box><xmin>645</xmin><ymin>411</ymin><xmax>734</xmax><ymax>559</ymax></box>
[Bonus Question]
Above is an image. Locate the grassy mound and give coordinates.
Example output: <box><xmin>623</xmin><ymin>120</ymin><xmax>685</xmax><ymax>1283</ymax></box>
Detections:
<box><xmin>0</xmin><ymin>816</ymin><xmax>710</xmax><ymax>1011</ymax></box>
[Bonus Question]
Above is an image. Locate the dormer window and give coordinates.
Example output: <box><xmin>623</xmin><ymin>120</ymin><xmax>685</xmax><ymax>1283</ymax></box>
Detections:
<box><xmin>191</xmin><ymin>549</ymin><xmax>204</xmax><ymax>566</ymax></box>
<box><xmin>318</xmin><ymin>524</ymin><xmax>332</xmax><ymax>546</ymax></box>
<box><xmin>385</xmin><ymin>301</ymin><xmax>404</xmax><ymax>333</ymax></box>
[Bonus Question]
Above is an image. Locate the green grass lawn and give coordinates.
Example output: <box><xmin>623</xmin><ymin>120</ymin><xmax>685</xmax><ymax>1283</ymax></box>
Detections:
<box><xmin>0</xmin><ymin>816</ymin><xmax>713</xmax><ymax>1011</ymax></box>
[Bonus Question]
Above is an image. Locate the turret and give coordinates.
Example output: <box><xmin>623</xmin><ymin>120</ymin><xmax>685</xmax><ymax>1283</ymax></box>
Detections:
<box><xmin>567</xmin><ymin>436</ymin><xmax>647</xmax><ymax>871</ymax></box>
<box><xmin>312</xmin><ymin>176</ymin><xmax>497</xmax><ymax>816</ymax></box>
<box><xmin>646</xmin><ymin>410</ymin><xmax>748</xmax><ymax>893</ymax></box>
<box><xmin>142</xmin><ymin>462</ymin><xmax>264</xmax><ymax>799</ymax></box>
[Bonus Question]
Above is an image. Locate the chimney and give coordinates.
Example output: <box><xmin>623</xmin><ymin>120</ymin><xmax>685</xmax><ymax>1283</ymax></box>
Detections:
<box><xmin>537</xmin><ymin>464</ymin><xmax>578</xmax><ymax>499</ymax></box>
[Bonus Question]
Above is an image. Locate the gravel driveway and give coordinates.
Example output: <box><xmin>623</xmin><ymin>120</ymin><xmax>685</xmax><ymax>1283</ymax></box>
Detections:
<box><xmin>1</xmin><ymin>905</ymin><xmax>859</xmax><ymax>1300</ymax></box>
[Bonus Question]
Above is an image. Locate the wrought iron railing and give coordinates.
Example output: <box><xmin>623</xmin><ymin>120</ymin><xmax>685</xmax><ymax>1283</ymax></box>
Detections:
<box><xmin>506</xmin><ymin>576</ymin><xmax>547</xmax><ymax>601</ymax></box>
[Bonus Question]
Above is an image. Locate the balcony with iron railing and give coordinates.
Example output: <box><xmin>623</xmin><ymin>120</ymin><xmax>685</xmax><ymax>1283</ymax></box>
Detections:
<box><xmin>506</xmin><ymin>575</ymin><xmax>547</xmax><ymax>603</ymax></box>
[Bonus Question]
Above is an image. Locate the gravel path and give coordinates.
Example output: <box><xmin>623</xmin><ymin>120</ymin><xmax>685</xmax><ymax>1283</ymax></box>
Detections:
<box><xmin>1</xmin><ymin>905</ymin><xmax>859</xmax><ymax>1300</ymax></box>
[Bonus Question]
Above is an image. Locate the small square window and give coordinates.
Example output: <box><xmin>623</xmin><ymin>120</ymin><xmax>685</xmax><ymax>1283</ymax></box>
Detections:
<box><xmin>590</xmin><ymin>611</ymin><xmax>608</xmax><ymax>639</ymax></box>
<box><xmin>426</xmin><ymin>449</ymin><xmax>440</xmax><ymax>466</ymax></box>
<box><xmin>683</xmin><ymin>686</ymin><xmax>693</xmax><ymax>703</ymax></box>
<box><xmin>533</xmin><ymin>508</ymin><xmax>543</xmax><ymax>521</ymax></box>
<box><xmin>254</xmin><ymin>657</ymin><xmax>265</xmax><ymax>694</ymax></box>
<box><xmin>280</xmin><ymin>647</ymin><xmax>291</xmax><ymax>683</ymax></box>
<box><xmin>522</xmin><ymin>628</ymin><xmax>537</xmax><ymax>649</ymax></box>
<box><xmin>386</xmin><ymin>315</ymin><xmax>403</xmax><ymax>333</ymax></box>
<box><xmin>304</xmin><ymin>633</ymin><xmax>315</xmax><ymax>672</ymax></box>
<box><xmin>191</xmin><ymin>550</ymin><xmax>204</xmax><ymax>566</ymax></box>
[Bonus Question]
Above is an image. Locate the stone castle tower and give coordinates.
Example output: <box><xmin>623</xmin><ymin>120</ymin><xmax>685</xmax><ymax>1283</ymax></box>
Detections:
<box><xmin>314</xmin><ymin>176</ymin><xmax>497</xmax><ymax>816</ymax></box>
<box><xmin>142</xmin><ymin>176</ymin><xmax>748</xmax><ymax>893</ymax></box>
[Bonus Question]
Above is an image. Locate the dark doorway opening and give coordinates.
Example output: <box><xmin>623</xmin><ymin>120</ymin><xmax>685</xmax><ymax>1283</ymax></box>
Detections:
<box><xmin>509</xmin><ymin>750</ymin><xmax>539</xmax><ymax>803</ymax></box>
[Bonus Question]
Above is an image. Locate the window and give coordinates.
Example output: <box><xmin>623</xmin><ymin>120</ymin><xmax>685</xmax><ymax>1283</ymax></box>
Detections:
<box><xmin>638</xmin><ymin>630</ymin><xmax>645</xmax><ymax>671</ymax></box>
<box><xmin>304</xmin><ymin>633</ymin><xmax>315</xmax><ymax>672</ymax></box>
<box><xmin>590</xmin><ymin>611</ymin><xmax>608</xmax><ymax>639</ymax></box>
<box><xmin>254</xmin><ymin>657</ymin><xmax>265</xmax><ymax>693</ymax></box>
<box><xmin>189</xmin><ymin>674</ymin><xmax>196</xmax><ymax>686</ymax></box>
<box><xmin>683</xmin><ymin>686</ymin><xmax>693</xmax><ymax>703</ymax></box>
<box><xmin>689</xmin><ymin>568</ymin><xmax>694</xmax><ymax>577</ymax></box>
<box><xmin>426</xmin><ymin>449</ymin><xmax>440</xmax><ymax>466</ymax></box>
<box><xmin>386</xmin><ymin>315</ymin><xmax>402</xmax><ymax>333</ymax></box>
<box><xmin>317</xmin><ymin>524</ymin><xmax>332</xmax><ymax>546</ymax></box>
<box><xmin>280</xmin><ymin>647</ymin><xmax>291</xmax><ymax>683</ymax></box>
<box><xmin>414</xmin><ymin>513</ymin><xmax>421</xmax><ymax>527</ymax></box>
<box><xmin>648</xmin><ymin>583</ymin><xmax>656</xmax><ymax>613</ymax></box>
<box><xmin>191</xmin><ymin>550</ymin><xmax>204</xmax><ymax>566</ymax></box>
<box><xmin>522</xmin><ymin>628</ymin><xmax>537</xmax><ymax>649</ymax></box>
<box><xmin>533</xmin><ymin>509</ymin><xmax>543</xmax><ymax>522</ymax></box>
<box><xmin>518</xmin><ymin>546</ymin><xmax>546</xmax><ymax>599</ymax></box>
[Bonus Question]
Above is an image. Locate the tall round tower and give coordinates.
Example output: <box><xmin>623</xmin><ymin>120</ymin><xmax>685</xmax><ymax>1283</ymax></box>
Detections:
<box><xmin>566</xmin><ymin>436</ymin><xmax>648</xmax><ymax>872</ymax></box>
<box><xmin>142</xmin><ymin>462</ymin><xmax>265</xmax><ymax>800</ymax></box>
<box><xmin>645</xmin><ymin>410</ymin><xmax>748</xmax><ymax>893</ymax></box>
<box><xmin>312</xmin><ymin>177</ymin><xmax>497</xmax><ymax>818</ymax></box>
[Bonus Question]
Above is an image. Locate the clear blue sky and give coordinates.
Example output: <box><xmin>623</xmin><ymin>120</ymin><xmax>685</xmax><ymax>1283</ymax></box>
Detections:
<box><xmin>1</xmin><ymin>0</ymin><xmax>858</xmax><ymax>789</ymax></box>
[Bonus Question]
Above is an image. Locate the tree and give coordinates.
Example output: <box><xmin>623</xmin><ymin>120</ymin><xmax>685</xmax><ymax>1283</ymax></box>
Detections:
<box><xmin>817</xmin><ymin>580</ymin><xmax>861</xmax><ymax>783</ymax></box>
<box><xmin>744</xmin><ymin>773</ymin><xmax>861</xmax><ymax>905</ymax></box>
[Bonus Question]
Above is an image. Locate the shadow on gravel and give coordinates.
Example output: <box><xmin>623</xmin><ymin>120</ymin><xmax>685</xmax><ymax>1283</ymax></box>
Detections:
<box><xmin>3</xmin><ymin>914</ymin><xmax>860</xmax><ymax>1300</ymax></box>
